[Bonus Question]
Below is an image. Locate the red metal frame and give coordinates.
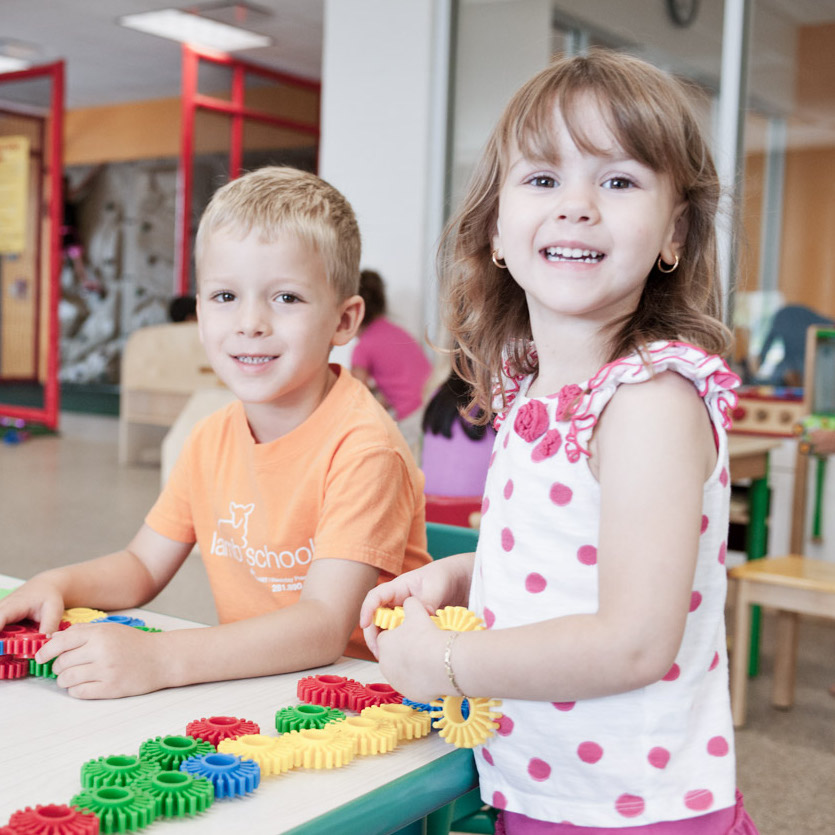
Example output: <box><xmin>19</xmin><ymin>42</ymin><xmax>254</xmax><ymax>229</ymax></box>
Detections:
<box><xmin>0</xmin><ymin>60</ymin><xmax>63</xmax><ymax>430</ymax></box>
<box><xmin>176</xmin><ymin>46</ymin><xmax>321</xmax><ymax>295</ymax></box>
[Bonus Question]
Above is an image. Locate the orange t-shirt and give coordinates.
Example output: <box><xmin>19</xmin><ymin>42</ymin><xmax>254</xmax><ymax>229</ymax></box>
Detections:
<box><xmin>145</xmin><ymin>366</ymin><xmax>430</xmax><ymax>659</ymax></box>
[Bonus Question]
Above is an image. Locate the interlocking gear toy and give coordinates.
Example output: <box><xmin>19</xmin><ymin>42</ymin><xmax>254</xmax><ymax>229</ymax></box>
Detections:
<box><xmin>0</xmin><ymin>622</ymin><xmax>48</xmax><ymax>658</ymax></box>
<box><xmin>281</xmin><ymin>726</ymin><xmax>356</xmax><ymax>769</ymax></box>
<box><xmin>81</xmin><ymin>754</ymin><xmax>160</xmax><ymax>789</ymax></box>
<box><xmin>217</xmin><ymin>734</ymin><xmax>295</xmax><ymax>776</ymax></box>
<box><xmin>0</xmin><ymin>655</ymin><xmax>29</xmax><ymax>679</ymax></box>
<box><xmin>296</xmin><ymin>674</ymin><xmax>363</xmax><ymax>709</ymax></box>
<box><xmin>5</xmin><ymin>803</ymin><xmax>100</xmax><ymax>835</ymax></box>
<box><xmin>138</xmin><ymin>735</ymin><xmax>215</xmax><ymax>771</ymax></box>
<box><xmin>132</xmin><ymin>770</ymin><xmax>215</xmax><ymax>817</ymax></box>
<box><xmin>274</xmin><ymin>703</ymin><xmax>345</xmax><ymax>733</ymax></box>
<box><xmin>185</xmin><ymin>715</ymin><xmax>260</xmax><ymax>746</ymax></box>
<box><xmin>61</xmin><ymin>608</ymin><xmax>108</xmax><ymax>625</ymax></box>
<box><xmin>373</xmin><ymin>605</ymin><xmax>502</xmax><ymax>748</ymax></box>
<box><xmin>334</xmin><ymin>715</ymin><xmax>399</xmax><ymax>756</ymax></box>
<box><xmin>359</xmin><ymin>703</ymin><xmax>432</xmax><ymax>740</ymax></box>
<box><xmin>179</xmin><ymin>752</ymin><xmax>260</xmax><ymax>799</ymax></box>
<box><xmin>70</xmin><ymin>785</ymin><xmax>156</xmax><ymax>834</ymax></box>
<box><xmin>91</xmin><ymin>615</ymin><xmax>146</xmax><ymax>628</ymax></box>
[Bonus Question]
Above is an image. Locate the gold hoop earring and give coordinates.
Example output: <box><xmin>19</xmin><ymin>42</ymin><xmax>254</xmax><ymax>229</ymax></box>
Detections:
<box><xmin>657</xmin><ymin>254</ymin><xmax>680</xmax><ymax>274</ymax></box>
<box><xmin>491</xmin><ymin>251</ymin><xmax>508</xmax><ymax>270</ymax></box>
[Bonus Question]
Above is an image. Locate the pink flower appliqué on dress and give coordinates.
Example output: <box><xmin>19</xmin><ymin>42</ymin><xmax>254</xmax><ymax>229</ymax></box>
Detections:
<box><xmin>514</xmin><ymin>399</ymin><xmax>549</xmax><ymax>442</ymax></box>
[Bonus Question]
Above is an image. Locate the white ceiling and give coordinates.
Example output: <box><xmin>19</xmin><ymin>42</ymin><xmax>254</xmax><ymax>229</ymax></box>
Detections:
<box><xmin>1</xmin><ymin>0</ymin><xmax>325</xmax><ymax>109</ymax></box>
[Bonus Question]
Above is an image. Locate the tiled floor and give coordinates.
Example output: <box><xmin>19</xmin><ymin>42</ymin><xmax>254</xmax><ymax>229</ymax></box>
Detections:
<box><xmin>0</xmin><ymin>412</ymin><xmax>217</xmax><ymax>624</ymax></box>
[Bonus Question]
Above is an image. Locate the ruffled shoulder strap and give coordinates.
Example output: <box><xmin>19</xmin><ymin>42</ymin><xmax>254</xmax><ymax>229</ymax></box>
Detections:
<box><xmin>492</xmin><ymin>341</ymin><xmax>538</xmax><ymax>430</ymax></box>
<box><xmin>564</xmin><ymin>341</ymin><xmax>741</xmax><ymax>463</ymax></box>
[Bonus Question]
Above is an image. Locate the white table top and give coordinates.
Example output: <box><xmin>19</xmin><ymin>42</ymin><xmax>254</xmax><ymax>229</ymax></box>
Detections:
<box><xmin>0</xmin><ymin>575</ymin><xmax>477</xmax><ymax>833</ymax></box>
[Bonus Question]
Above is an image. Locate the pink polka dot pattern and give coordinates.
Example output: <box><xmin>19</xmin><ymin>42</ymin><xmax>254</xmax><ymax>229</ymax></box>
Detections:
<box><xmin>662</xmin><ymin>663</ymin><xmax>680</xmax><ymax>681</ymax></box>
<box><xmin>496</xmin><ymin>714</ymin><xmax>514</xmax><ymax>736</ymax></box>
<box><xmin>700</xmin><ymin>515</ymin><xmax>709</xmax><ymax>534</ymax></box>
<box><xmin>615</xmin><ymin>794</ymin><xmax>645</xmax><ymax>818</ymax></box>
<box><xmin>549</xmin><ymin>483</ymin><xmax>573</xmax><ymax>506</ymax></box>
<box><xmin>503</xmin><ymin>433</ymin><xmax>509</xmax><ymax>448</ymax></box>
<box><xmin>525</xmin><ymin>573</ymin><xmax>547</xmax><ymax>593</ymax></box>
<box><xmin>482</xmin><ymin>748</ymin><xmax>494</xmax><ymax>765</ymax></box>
<box><xmin>577</xmin><ymin>741</ymin><xmax>603</xmax><ymax>764</ymax></box>
<box><xmin>492</xmin><ymin>791</ymin><xmax>507</xmax><ymax>810</ymax></box>
<box><xmin>481</xmin><ymin>495</ymin><xmax>490</xmax><ymax>515</ymax></box>
<box><xmin>514</xmin><ymin>400</ymin><xmax>549</xmax><ymax>442</ymax></box>
<box><xmin>483</xmin><ymin>607</ymin><xmax>495</xmax><ymax>628</ymax></box>
<box><xmin>709</xmin><ymin>651</ymin><xmax>719</xmax><ymax>671</ymax></box>
<box><xmin>684</xmin><ymin>789</ymin><xmax>714</xmax><ymax>812</ymax></box>
<box><xmin>501</xmin><ymin>527</ymin><xmax>515</xmax><ymax>552</ymax></box>
<box><xmin>707</xmin><ymin>736</ymin><xmax>729</xmax><ymax>756</ymax></box>
<box><xmin>577</xmin><ymin>545</ymin><xmax>597</xmax><ymax>566</ymax></box>
<box><xmin>718</xmin><ymin>541</ymin><xmax>726</xmax><ymax>565</ymax></box>
<box><xmin>489</xmin><ymin>451</ymin><xmax>497</xmax><ymax>467</ymax></box>
<box><xmin>689</xmin><ymin>591</ymin><xmax>702</xmax><ymax>612</ymax></box>
<box><xmin>648</xmin><ymin>747</ymin><xmax>670</xmax><ymax>769</ymax></box>
<box><xmin>528</xmin><ymin>757</ymin><xmax>551</xmax><ymax>781</ymax></box>
<box><xmin>719</xmin><ymin>467</ymin><xmax>729</xmax><ymax>487</ymax></box>
<box><xmin>504</xmin><ymin>479</ymin><xmax>514</xmax><ymax>499</ymax></box>
<box><xmin>552</xmin><ymin>701</ymin><xmax>575</xmax><ymax>711</ymax></box>
<box><xmin>532</xmin><ymin>429</ymin><xmax>562</xmax><ymax>461</ymax></box>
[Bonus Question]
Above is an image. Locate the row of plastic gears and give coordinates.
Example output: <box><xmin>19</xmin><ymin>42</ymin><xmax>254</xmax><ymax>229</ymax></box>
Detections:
<box><xmin>185</xmin><ymin>715</ymin><xmax>260</xmax><ymax>747</ymax></box>
<box><xmin>28</xmin><ymin>658</ymin><xmax>57</xmax><ymax>679</ymax></box>
<box><xmin>274</xmin><ymin>703</ymin><xmax>345</xmax><ymax>733</ymax></box>
<box><xmin>218</xmin><ymin>734</ymin><xmax>295</xmax><ymax>776</ymax></box>
<box><xmin>5</xmin><ymin>803</ymin><xmax>100</xmax><ymax>834</ymax></box>
<box><xmin>297</xmin><ymin>674</ymin><xmax>403</xmax><ymax>712</ymax></box>
<box><xmin>335</xmin><ymin>715</ymin><xmax>399</xmax><ymax>756</ymax></box>
<box><xmin>179</xmin><ymin>752</ymin><xmax>260</xmax><ymax>799</ymax></box>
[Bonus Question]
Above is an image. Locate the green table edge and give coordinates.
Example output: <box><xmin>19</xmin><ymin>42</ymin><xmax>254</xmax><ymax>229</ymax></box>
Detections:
<box><xmin>283</xmin><ymin>746</ymin><xmax>478</xmax><ymax>835</ymax></box>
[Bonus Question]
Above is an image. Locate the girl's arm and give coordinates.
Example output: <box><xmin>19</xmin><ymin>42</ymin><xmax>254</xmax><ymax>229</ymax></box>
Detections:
<box><xmin>375</xmin><ymin>372</ymin><xmax>717</xmax><ymax>704</ymax></box>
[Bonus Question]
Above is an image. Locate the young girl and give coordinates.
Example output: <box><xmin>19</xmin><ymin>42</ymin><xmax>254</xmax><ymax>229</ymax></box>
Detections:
<box><xmin>361</xmin><ymin>50</ymin><xmax>757</xmax><ymax>834</ymax></box>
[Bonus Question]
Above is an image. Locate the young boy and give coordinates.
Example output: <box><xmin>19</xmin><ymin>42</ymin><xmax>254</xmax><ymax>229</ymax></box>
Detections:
<box><xmin>0</xmin><ymin>167</ymin><xmax>430</xmax><ymax>699</ymax></box>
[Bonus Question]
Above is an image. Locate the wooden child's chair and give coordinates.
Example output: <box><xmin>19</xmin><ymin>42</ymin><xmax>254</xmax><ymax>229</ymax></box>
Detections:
<box><xmin>729</xmin><ymin>325</ymin><xmax>835</xmax><ymax>730</ymax></box>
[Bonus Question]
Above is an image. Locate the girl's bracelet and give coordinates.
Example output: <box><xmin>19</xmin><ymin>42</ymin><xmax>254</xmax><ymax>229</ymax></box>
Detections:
<box><xmin>444</xmin><ymin>631</ymin><xmax>467</xmax><ymax>698</ymax></box>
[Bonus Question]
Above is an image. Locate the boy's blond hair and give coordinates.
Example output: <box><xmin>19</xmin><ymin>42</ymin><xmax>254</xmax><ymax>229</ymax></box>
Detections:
<box><xmin>195</xmin><ymin>166</ymin><xmax>362</xmax><ymax>299</ymax></box>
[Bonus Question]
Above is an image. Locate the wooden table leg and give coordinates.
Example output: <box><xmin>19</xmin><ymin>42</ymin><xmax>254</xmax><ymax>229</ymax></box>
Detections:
<box><xmin>731</xmin><ymin>578</ymin><xmax>751</xmax><ymax>728</ymax></box>
<box><xmin>772</xmin><ymin>609</ymin><xmax>799</xmax><ymax>709</ymax></box>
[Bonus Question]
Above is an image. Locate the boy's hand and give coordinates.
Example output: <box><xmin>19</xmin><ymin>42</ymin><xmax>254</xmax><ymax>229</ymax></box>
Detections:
<box><xmin>36</xmin><ymin>623</ymin><xmax>167</xmax><ymax>699</ymax></box>
<box><xmin>0</xmin><ymin>575</ymin><xmax>66</xmax><ymax>636</ymax></box>
<box><xmin>374</xmin><ymin>597</ymin><xmax>449</xmax><ymax>704</ymax></box>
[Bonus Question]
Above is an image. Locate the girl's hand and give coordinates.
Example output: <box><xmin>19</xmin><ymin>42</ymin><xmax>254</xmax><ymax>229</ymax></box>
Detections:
<box><xmin>360</xmin><ymin>554</ymin><xmax>473</xmax><ymax>659</ymax></box>
<box><xmin>375</xmin><ymin>596</ymin><xmax>449</xmax><ymax>703</ymax></box>
<box><xmin>35</xmin><ymin>623</ymin><xmax>167</xmax><ymax>699</ymax></box>
<box><xmin>0</xmin><ymin>575</ymin><xmax>67</xmax><ymax>636</ymax></box>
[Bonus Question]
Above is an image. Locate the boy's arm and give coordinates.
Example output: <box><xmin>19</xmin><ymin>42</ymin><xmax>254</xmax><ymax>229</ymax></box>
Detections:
<box><xmin>39</xmin><ymin>556</ymin><xmax>379</xmax><ymax>699</ymax></box>
<box><xmin>0</xmin><ymin>524</ymin><xmax>193</xmax><ymax>635</ymax></box>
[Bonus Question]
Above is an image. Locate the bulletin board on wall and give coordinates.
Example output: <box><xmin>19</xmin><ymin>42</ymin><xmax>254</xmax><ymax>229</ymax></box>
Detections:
<box><xmin>0</xmin><ymin>61</ymin><xmax>63</xmax><ymax>430</ymax></box>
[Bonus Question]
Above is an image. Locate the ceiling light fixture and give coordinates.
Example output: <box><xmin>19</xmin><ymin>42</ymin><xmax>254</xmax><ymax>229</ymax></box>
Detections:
<box><xmin>0</xmin><ymin>56</ymin><xmax>30</xmax><ymax>73</ymax></box>
<box><xmin>119</xmin><ymin>8</ymin><xmax>271</xmax><ymax>52</ymax></box>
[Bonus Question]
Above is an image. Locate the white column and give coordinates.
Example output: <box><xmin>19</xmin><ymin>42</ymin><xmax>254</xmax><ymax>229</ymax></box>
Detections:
<box><xmin>319</xmin><ymin>0</ymin><xmax>452</xmax><ymax>348</ymax></box>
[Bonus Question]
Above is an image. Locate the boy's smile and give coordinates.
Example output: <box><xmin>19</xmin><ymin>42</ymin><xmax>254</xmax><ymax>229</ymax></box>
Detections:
<box><xmin>196</xmin><ymin>227</ymin><xmax>362</xmax><ymax>442</ymax></box>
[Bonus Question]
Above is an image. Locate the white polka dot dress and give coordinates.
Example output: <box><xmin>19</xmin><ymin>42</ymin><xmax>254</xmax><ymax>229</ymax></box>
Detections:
<box><xmin>469</xmin><ymin>341</ymin><xmax>741</xmax><ymax>827</ymax></box>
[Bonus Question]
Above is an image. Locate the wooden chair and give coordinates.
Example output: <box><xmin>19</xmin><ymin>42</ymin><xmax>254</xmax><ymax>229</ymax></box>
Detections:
<box><xmin>729</xmin><ymin>325</ymin><xmax>835</xmax><ymax>729</ymax></box>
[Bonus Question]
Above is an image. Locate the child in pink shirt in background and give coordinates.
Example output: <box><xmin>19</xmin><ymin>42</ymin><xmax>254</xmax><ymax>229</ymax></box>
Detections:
<box><xmin>351</xmin><ymin>269</ymin><xmax>432</xmax><ymax>418</ymax></box>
